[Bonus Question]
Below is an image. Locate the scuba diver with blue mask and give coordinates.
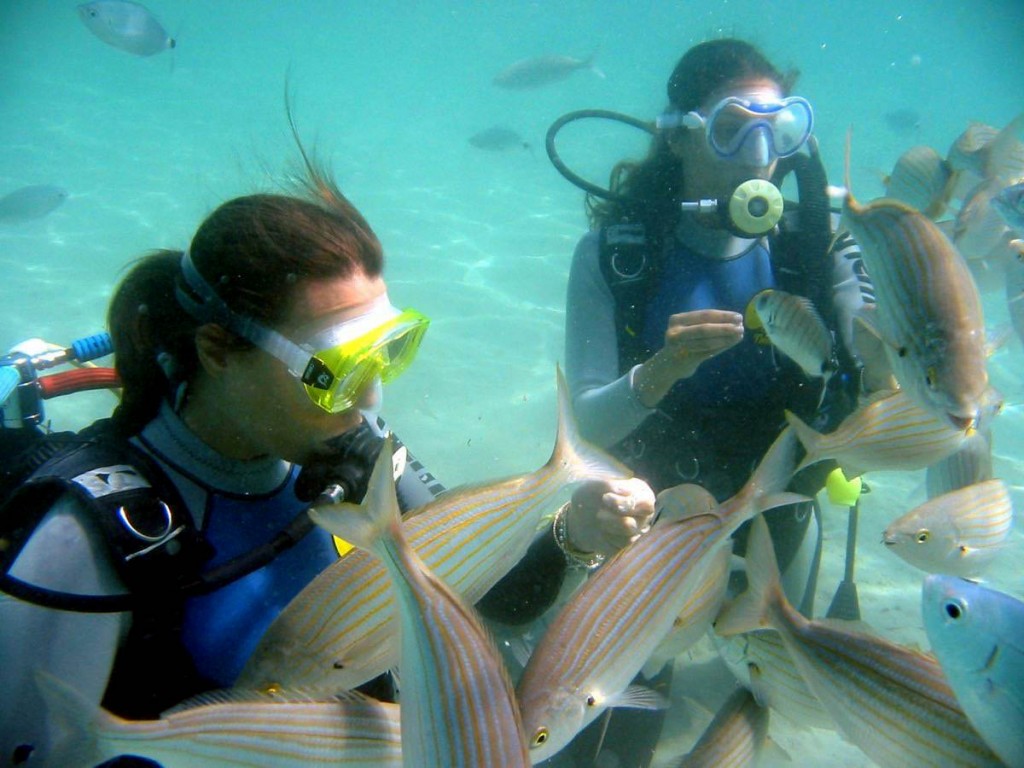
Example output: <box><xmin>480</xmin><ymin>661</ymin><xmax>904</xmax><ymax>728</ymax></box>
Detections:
<box><xmin>547</xmin><ymin>38</ymin><xmax>872</xmax><ymax>767</ymax></box>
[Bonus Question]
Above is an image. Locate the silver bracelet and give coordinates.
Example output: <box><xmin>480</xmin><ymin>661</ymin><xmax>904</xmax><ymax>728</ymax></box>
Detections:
<box><xmin>552</xmin><ymin>502</ymin><xmax>605</xmax><ymax>570</ymax></box>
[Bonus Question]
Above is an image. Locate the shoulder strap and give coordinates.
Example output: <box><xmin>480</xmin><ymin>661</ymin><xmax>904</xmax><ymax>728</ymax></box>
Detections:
<box><xmin>0</xmin><ymin>426</ymin><xmax>212</xmax><ymax>612</ymax></box>
<box><xmin>598</xmin><ymin>222</ymin><xmax>661</xmax><ymax>372</ymax></box>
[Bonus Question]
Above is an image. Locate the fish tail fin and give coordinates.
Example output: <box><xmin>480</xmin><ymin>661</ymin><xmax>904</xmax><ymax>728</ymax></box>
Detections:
<box><xmin>987</xmin><ymin>111</ymin><xmax>1024</xmax><ymax>182</ymax></box>
<box><xmin>34</xmin><ymin>671</ymin><xmax>112</xmax><ymax>768</ymax></box>
<box><xmin>308</xmin><ymin>435</ymin><xmax>403</xmax><ymax>556</ymax></box>
<box><xmin>747</xmin><ymin>426</ymin><xmax>800</xmax><ymax>500</ymax></box>
<box><xmin>714</xmin><ymin>514</ymin><xmax>786</xmax><ymax>637</ymax></box>
<box><xmin>783</xmin><ymin>410</ymin><xmax>820</xmax><ymax>473</ymax></box>
<box><xmin>550</xmin><ymin>365</ymin><xmax>633</xmax><ymax>484</ymax></box>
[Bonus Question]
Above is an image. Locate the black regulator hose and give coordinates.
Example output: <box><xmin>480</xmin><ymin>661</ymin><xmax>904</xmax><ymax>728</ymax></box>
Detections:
<box><xmin>545</xmin><ymin>109</ymin><xmax>656</xmax><ymax>202</ymax></box>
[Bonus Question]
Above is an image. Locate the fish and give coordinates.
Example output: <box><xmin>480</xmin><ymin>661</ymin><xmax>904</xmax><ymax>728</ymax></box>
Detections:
<box><xmin>947</xmin><ymin>114</ymin><xmax>1024</xmax><ymax>185</ymax></box>
<box><xmin>715</xmin><ymin>514</ymin><xmax>1004</xmax><ymax>768</ymax></box>
<box><xmin>926</xmin><ymin>427</ymin><xmax>993</xmax><ymax>499</ymax></box>
<box><xmin>785</xmin><ymin>389</ymin><xmax>968</xmax><ymax>478</ymax></box>
<box><xmin>883</xmin><ymin>145</ymin><xmax>955</xmax><ymax>219</ymax></box>
<box><xmin>883</xmin><ymin>107</ymin><xmax>922</xmax><ymax>136</ymax></box>
<box><xmin>841</xmin><ymin>132</ymin><xmax>991</xmax><ymax>431</ymax></box>
<box><xmin>77</xmin><ymin>1</ymin><xmax>175</xmax><ymax>57</ymax></box>
<box><xmin>714</xmin><ymin>629</ymin><xmax>836</xmax><ymax>732</ymax></box>
<box><xmin>922</xmin><ymin>575</ymin><xmax>1024</xmax><ymax>768</ymax></box>
<box><xmin>468</xmin><ymin>126</ymin><xmax>530</xmax><ymax>152</ymax></box>
<box><xmin>492</xmin><ymin>53</ymin><xmax>604</xmax><ymax>89</ymax></box>
<box><xmin>1007</xmin><ymin>245</ymin><xmax>1024</xmax><ymax>344</ymax></box>
<box><xmin>992</xmin><ymin>180</ymin><xmax>1024</xmax><ymax>236</ymax></box>
<box><xmin>953</xmin><ymin>178</ymin><xmax>1018</xmax><ymax>261</ymax></box>
<box><xmin>36</xmin><ymin>672</ymin><xmax>401</xmax><ymax>768</ymax></box>
<box><xmin>239</xmin><ymin>367</ymin><xmax>629</xmax><ymax>691</ymax></box>
<box><xmin>882</xmin><ymin>478</ymin><xmax>1012</xmax><ymax>578</ymax></box>
<box><xmin>751</xmin><ymin>289</ymin><xmax>835</xmax><ymax>382</ymax></box>
<box><xmin>309</xmin><ymin>435</ymin><xmax>531</xmax><ymax>768</ymax></box>
<box><xmin>0</xmin><ymin>185</ymin><xmax>68</xmax><ymax>223</ymax></box>
<box><xmin>675</xmin><ymin>687</ymin><xmax>772</xmax><ymax>768</ymax></box>
<box><xmin>516</xmin><ymin>428</ymin><xmax>803</xmax><ymax>762</ymax></box>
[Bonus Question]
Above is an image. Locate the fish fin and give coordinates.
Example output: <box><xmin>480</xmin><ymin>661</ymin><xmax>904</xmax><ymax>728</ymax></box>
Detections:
<box><xmin>986</xmin><ymin>112</ymin><xmax>1024</xmax><ymax>182</ymax></box>
<box><xmin>656</xmin><ymin>483</ymin><xmax>718</xmax><ymax>523</ymax></box>
<box><xmin>747</xmin><ymin>426</ymin><xmax>800</xmax><ymax>501</ymax></box>
<box><xmin>714</xmin><ymin>515</ymin><xmax>784</xmax><ymax>637</ymax></box>
<box><xmin>308</xmin><ymin>435</ymin><xmax>402</xmax><ymax>555</ymax></box>
<box><xmin>757</xmin><ymin>492</ymin><xmax>812</xmax><ymax>516</ymax></box>
<box><xmin>843</xmin><ymin>126</ymin><xmax>859</xmax><ymax>211</ymax></box>
<box><xmin>606</xmin><ymin>683</ymin><xmax>671</xmax><ymax>711</ymax></box>
<box><xmin>34</xmin><ymin>671</ymin><xmax>112</xmax><ymax>768</ymax></box>
<box><xmin>551</xmin><ymin>364</ymin><xmax>633</xmax><ymax>484</ymax></box>
<box><xmin>782</xmin><ymin>410</ymin><xmax>818</xmax><ymax>473</ymax></box>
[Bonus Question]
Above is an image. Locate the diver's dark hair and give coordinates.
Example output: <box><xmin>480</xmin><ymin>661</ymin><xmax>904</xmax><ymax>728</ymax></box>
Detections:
<box><xmin>586</xmin><ymin>38</ymin><xmax>798</xmax><ymax>231</ymax></box>
<box><xmin>108</xmin><ymin>146</ymin><xmax>384</xmax><ymax>436</ymax></box>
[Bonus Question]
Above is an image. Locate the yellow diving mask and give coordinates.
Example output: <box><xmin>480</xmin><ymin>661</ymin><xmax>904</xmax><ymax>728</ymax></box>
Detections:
<box><xmin>176</xmin><ymin>251</ymin><xmax>428</xmax><ymax>413</ymax></box>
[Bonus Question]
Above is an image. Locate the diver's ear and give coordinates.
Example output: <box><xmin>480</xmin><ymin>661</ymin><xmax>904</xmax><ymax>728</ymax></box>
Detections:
<box><xmin>194</xmin><ymin>323</ymin><xmax>239</xmax><ymax>375</ymax></box>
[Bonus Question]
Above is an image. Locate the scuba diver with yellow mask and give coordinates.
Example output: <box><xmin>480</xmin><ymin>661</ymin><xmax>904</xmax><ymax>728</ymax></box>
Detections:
<box><xmin>0</xmin><ymin>138</ymin><xmax>655</xmax><ymax>766</ymax></box>
<box><xmin>549</xmin><ymin>38</ymin><xmax>872</xmax><ymax>767</ymax></box>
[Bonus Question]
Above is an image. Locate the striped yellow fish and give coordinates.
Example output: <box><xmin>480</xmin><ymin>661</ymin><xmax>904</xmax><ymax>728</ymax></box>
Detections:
<box><xmin>676</xmin><ymin>687</ymin><xmax>772</xmax><ymax>768</ymax></box>
<box><xmin>716</xmin><ymin>514</ymin><xmax>1004</xmax><ymax>767</ymax></box>
<box><xmin>882</xmin><ymin>478</ymin><xmax>1013</xmax><ymax>578</ymax></box>
<box><xmin>842</xmin><ymin>131</ymin><xmax>990</xmax><ymax>431</ymax></box>
<box><xmin>883</xmin><ymin>145</ymin><xmax>955</xmax><ymax>220</ymax></box>
<box><xmin>751</xmin><ymin>288</ymin><xmax>835</xmax><ymax>382</ymax></box>
<box><xmin>37</xmin><ymin>672</ymin><xmax>401</xmax><ymax>767</ymax></box>
<box><xmin>239</xmin><ymin>368</ymin><xmax>629</xmax><ymax>691</ymax></box>
<box><xmin>953</xmin><ymin>178</ymin><xmax>1018</xmax><ymax>262</ymax></box>
<box><xmin>786</xmin><ymin>389</ymin><xmax>967</xmax><ymax>478</ymax></box>
<box><xmin>310</xmin><ymin>435</ymin><xmax>530</xmax><ymax>768</ymax></box>
<box><xmin>714</xmin><ymin>629</ymin><xmax>835</xmax><ymax>732</ymax></box>
<box><xmin>517</xmin><ymin>427</ymin><xmax>802</xmax><ymax>762</ymax></box>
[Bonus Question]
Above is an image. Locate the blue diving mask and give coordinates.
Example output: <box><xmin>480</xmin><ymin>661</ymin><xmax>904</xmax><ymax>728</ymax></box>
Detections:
<box><xmin>658</xmin><ymin>95</ymin><xmax>814</xmax><ymax>166</ymax></box>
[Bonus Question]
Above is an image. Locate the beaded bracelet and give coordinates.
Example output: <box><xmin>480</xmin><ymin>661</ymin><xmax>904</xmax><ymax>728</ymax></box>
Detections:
<box><xmin>552</xmin><ymin>502</ymin><xmax>605</xmax><ymax>570</ymax></box>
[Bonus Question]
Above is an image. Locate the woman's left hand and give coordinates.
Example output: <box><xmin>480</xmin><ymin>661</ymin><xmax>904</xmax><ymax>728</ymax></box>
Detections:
<box><xmin>565</xmin><ymin>477</ymin><xmax>657</xmax><ymax>558</ymax></box>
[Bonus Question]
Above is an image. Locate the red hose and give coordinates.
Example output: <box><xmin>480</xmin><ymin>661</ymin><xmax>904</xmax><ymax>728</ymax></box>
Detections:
<box><xmin>37</xmin><ymin>368</ymin><xmax>121</xmax><ymax>399</ymax></box>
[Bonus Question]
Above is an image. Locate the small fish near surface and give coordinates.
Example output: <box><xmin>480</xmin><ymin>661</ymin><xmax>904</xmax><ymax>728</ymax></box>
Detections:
<box><xmin>77</xmin><ymin>1</ymin><xmax>175</xmax><ymax>57</ymax></box>
<box><xmin>841</xmin><ymin>131</ymin><xmax>992</xmax><ymax>432</ymax></box>
<box><xmin>36</xmin><ymin>672</ymin><xmax>402</xmax><ymax>768</ymax></box>
<box><xmin>0</xmin><ymin>185</ymin><xmax>68</xmax><ymax>224</ymax></box>
<box><xmin>715</xmin><ymin>515</ymin><xmax>1004</xmax><ymax>768</ymax></box>
<box><xmin>923</xmin><ymin>575</ymin><xmax>1024</xmax><ymax>768</ymax></box>
<box><xmin>492</xmin><ymin>53</ymin><xmax>604</xmax><ymax>90</ymax></box>
<box><xmin>882</xmin><ymin>478</ymin><xmax>1012</xmax><ymax>578</ymax></box>
<box><xmin>310</xmin><ymin>436</ymin><xmax>531</xmax><ymax>768</ymax></box>
<box><xmin>468</xmin><ymin>126</ymin><xmax>531</xmax><ymax>152</ymax></box>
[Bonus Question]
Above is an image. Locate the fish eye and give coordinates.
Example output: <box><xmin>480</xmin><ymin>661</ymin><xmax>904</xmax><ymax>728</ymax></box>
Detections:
<box><xmin>943</xmin><ymin>598</ymin><xmax>966</xmax><ymax>621</ymax></box>
<box><xmin>531</xmin><ymin>728</ymin><xmax>549</xmax><ymax>747</ymax></box>
<box><xmin>916</xmin><ymin>530</ymin><xmax>930</xmax><ymax>544</ymax></box>
<box><xmin>585</xmin><ymin>695</ymin><xmax>597</xmax><ymax>707</ymax></box>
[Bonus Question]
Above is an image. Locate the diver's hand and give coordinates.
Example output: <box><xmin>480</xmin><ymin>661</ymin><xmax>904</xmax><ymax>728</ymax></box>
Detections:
<box><xmin>634</xmin><ymin>309</ymin><xmax>744</xmax><ymax>407</ymax></box>
<box><xmin>565</xmin><ymin>478</ymin><xmax>656</xmax><ymax>557</ymax></box>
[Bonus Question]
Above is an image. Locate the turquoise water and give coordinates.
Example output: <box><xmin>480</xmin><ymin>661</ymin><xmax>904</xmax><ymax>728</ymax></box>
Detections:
<box><xmin>3</xmin><ymin>1</ymin><xmax>1024</xmax><ymax>765</ymax></box>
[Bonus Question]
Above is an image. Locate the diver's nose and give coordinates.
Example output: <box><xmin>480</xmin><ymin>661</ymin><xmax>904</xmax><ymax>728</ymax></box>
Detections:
<box><xmin>738</xmin><ymin>125</ymin><xmax>772</xmax><ymax>168</ymax></box>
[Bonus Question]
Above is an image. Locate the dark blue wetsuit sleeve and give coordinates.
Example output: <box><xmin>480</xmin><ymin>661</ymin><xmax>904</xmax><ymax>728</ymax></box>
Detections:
<box><xmin>366</xmin><ymin>414</ymin><xmax>569</xmax><ymax>625</ymax></box>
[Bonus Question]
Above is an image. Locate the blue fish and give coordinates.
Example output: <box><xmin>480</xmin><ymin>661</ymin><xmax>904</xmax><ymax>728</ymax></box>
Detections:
<box><xmin>923</xmin><ymin>575</ymin><xmax>1024</xmax><ymax>768</ymax></box>
<box><xmin>77</xmin><ymin>1</ymin><xmax>174</xmax><ymax>57</ymax></box>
